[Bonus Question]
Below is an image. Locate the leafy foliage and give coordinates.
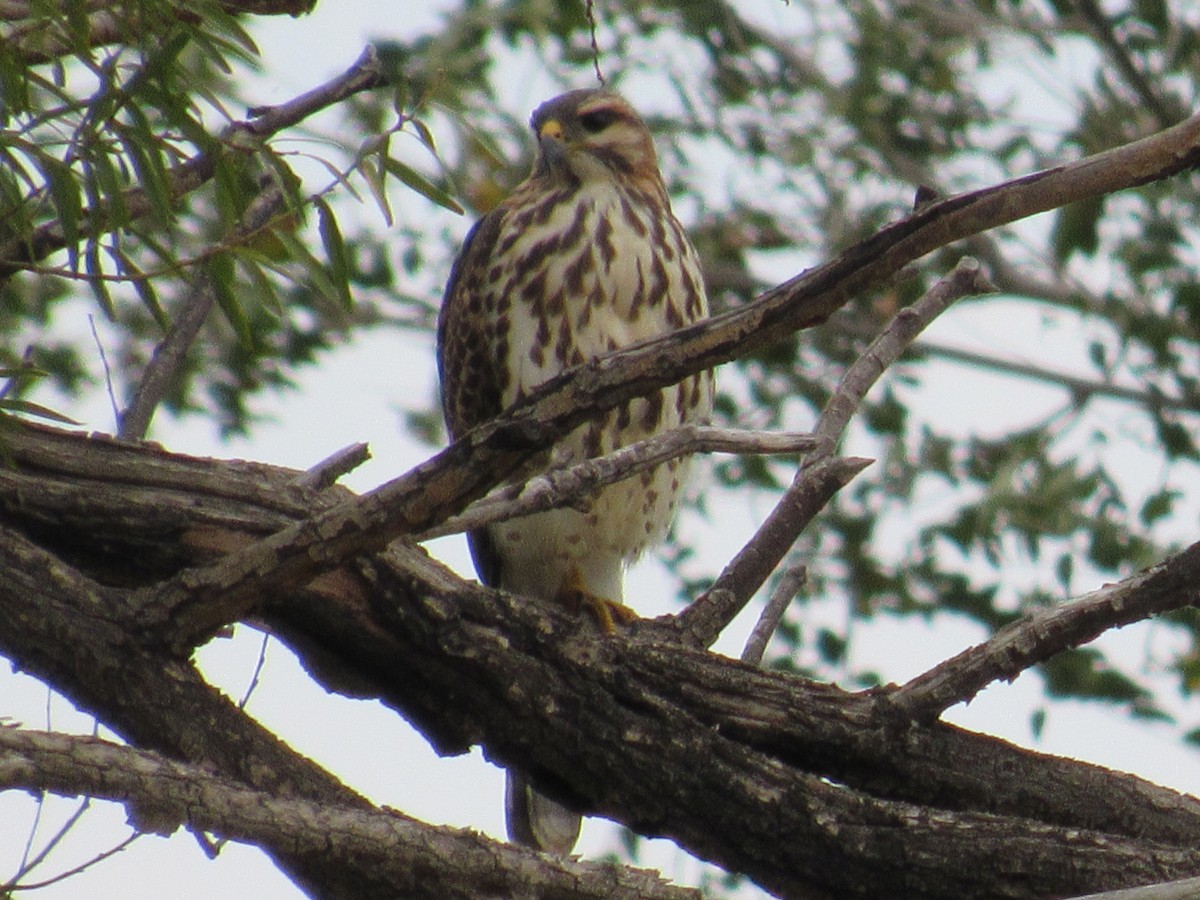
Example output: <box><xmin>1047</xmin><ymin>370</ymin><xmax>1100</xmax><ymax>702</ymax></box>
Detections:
<box><xmin>0</xmin><ymin>0</ymin><xmax>444</xmax><ymax>434</ymax></box>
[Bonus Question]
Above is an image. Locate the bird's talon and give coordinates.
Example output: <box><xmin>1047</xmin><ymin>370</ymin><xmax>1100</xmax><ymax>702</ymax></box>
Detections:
<box><xmin>585</xmin><ymin>595</ymin><xmax>638</xmax><ymax>633</ymax></box>
<box><xmin>559</xmin><ymin>568</ymin><xmax>638</xmax><ymax>633</ymax></box>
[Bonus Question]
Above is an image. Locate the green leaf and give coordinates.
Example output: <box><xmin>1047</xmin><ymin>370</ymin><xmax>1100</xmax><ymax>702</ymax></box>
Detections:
<box><xmin>1030</xmin><ymin>708</ymin><xmax>1046</xmax><ymax>740</ymax></box>
<box><xmin>1054</xmin><ymin>553</ymin><xmax>1072</xmax><ymax>590</ymax></box>
<box><xmin>1140</xmin><ymin>488</ymin><xmax>1179</xmax><ymax>526</ymax></box>
<box><xmin>40</xmin><ymin>156</ymin><xmax>83</xmax><ymax>269</ymax></box>
<box><xmin>1155</xmin><ymin>414</ymin><xmax>1198</xmax><ymax>460</ymax></box>
<box><xmin>208</xmin><ymin>252</ymin><xmax>253</xmax><ymax>347</ymax></box>
<box><xmin>359</xmin><ymin>156</ymin><xmax>393</xmax><ymax>227</ymax></box>
<box><xmin>113</xmin><ymin>247</ymin><xmax>167</xmax><ymax>330</ymax></box>
<box><xmin>315</xmin><ymin>198</ymin><xmax>353</xmax><ymax>311</ymax></box>
<box><xmin>816</xmin><ymin>628</ymin><xmax>847</xmax><ymax>665</ymax></box>
<box><xmin>1051</xmin><ymin>195</ymin><xmax>1104</xmax><ymax>263</ymax></box>
<box><xmin>381</xmin><ymin>155</ymin><xmax>464</xmax><ymax>215</ymax></box>
<box><xmin>272</xmin><ymin>229</ymin><xmax>345</xmax><ymax>316</ymax></box>
<box><xmin>1041</xmin><ymin>648</ymin><xmax>1148</xmax><ymax>703</ymax></box>
<box><xmin>84</xmin><ymin>239</ymin><xmax>115</xmax><ymax>319</ymax></box>
<box><xmin>118</xmin><ymin>107</ymin><xmax>173</xmax><ymax>225</ymax></box>
<box><xmin>0</xmin><ymin>397</ymin><xmax>80</xmax><ymax>425</ymax></box>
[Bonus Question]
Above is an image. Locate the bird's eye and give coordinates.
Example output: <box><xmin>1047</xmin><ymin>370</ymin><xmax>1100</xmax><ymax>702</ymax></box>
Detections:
<box><xmin>578</xmin><ymin>108</ymin><xmax>620</xmax><ymax>133</ymax></box>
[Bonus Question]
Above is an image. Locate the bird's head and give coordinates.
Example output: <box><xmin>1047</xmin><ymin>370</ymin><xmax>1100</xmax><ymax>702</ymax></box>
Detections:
<box><xmin>529</xmin><ymin>89</ymin><xmax>661</xmax><ymax>188</ymax></box>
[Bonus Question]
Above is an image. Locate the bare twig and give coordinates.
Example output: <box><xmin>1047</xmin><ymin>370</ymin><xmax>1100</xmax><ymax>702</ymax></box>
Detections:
<box><xmin>422</xmin><ymin>426</ymin><xmax>819</xmax><ymax>542</ymax></box>
<box><xmin>293</xmin><ymin>442</ymin><xmax>372</xmax><ymax>492</ymax></box>
<box><xmin>674</xmin><ymin>456</ymin><xmax>870</xmax><ymax>648</ymax></box>
<box><xmin>5</xmin><ymin>832</ymin><xmax>140</xmax><ymax>893</ymax></box>
<box><xmin>740</xmin><ymin>565</ymin><xmax>805</xmax><ymax>665</ymax></box>
<box><xmin>236</xmin><ymin>632</ymin><xmax>270</xmax><ymax>710</ymax></box>
<box><xmin>676</xmin><ymin>259</ymin><xmax>995</xmax><ymax>650</ymax></box>
<box><xmin>7</xmin><ymin>795</ymin><xmax>91</xmax><ymax>890</ymax></box>
<box><xmin>815</xmin><ymin>257</ymin><xmax>996</xmax><ymax>447</ymax></box>
<box><xmin>86</xmin><ymin>315</ymin><xmax>120</xmax><ymax>430</ymax></box>
<box><xmin>889</xmin><ymin>539</ymin><xmax>1200</xmax><ymax>721</ymax></box>
<box><xmin>584</xmin><ymin>0</ymin><xmax>605</xmax><ymax>85</ymax></box>
<box><xmin>907</xmin><ymin>338</ymin><xmax>1200</xmax><ymax>415</ymax></box>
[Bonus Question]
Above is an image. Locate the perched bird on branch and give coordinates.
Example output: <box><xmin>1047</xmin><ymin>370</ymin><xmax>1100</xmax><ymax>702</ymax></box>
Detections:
<box><xmin>437</xmin><ymin>88</ymin><xmax>713</xmax><ymax>854</ymax></box>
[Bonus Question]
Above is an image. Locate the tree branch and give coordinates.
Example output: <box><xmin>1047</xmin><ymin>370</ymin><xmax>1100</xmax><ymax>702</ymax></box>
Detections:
<box><xmin>673</xmin><ymin>454</ymin><xmax>871</xmax><ymax>648</ymax></box>
<box><xmin>0</xmin><ymin>727</ymin><xmax>698</xmax><ymax>900</ymax></box>
<box><xmin>8</xmin><ymin>420</ymin><xmax>1200</xmax><ymax>896</ymax></box>
<box><xmin>423</xmin><ymin>426</ymin><xmax>818</xmax><ymax>542</ymax></box>
<box><xmin>138</xmin><ymin>103</ymin><xmax>1200</xmax><ymax>656</ymax></box>
<box><xmin>1066</xmin><ymin>874</ymin><xmax>1200</xmax><ymax>900</ymax></box>
<box><xmin>740</xmin><ymin>564</ymin><xmax>805</xmax><ymax>665</ymax></box>
<box><xmin>906</xmin><ymin>337</ymin><xmax>1200</xmax><ymax>416</ymax></box>
<box><xmin>1074</xmin><ymin>0</ymin><xmax>1181</xmax><ymax>128</ymax></box>
<box><xmin>676</xmin><ymin>259</ymin><xmax>995</xmax><ymax>649</ymax></box>
<box><xmin>815</xmin><ymin>257</ymin><xmax>996</xmax><ymax>447</ymax></box>
<box><xmin>889</xmin><ymin>539</ymin><xmax>1200</xmax><ymax>720</ymax></box>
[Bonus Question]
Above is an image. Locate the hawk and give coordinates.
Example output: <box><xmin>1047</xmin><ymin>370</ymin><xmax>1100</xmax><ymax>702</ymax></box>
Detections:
<box><xmin>437</xmin><ymin>88</ymin><xmax>713</xmax><ymax>854</ymax></box>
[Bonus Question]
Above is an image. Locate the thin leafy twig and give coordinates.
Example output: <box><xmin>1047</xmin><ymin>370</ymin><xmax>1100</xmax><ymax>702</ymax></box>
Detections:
<box><xmin>7</xmin><ymin>1</ymin><xmax>320</xmax><ymax>65</ymax></box>
<box><xmin>0</xmin><ymin>46</ymin><xmax>386</xmax><ymax>281</ymax></box>
<box><xmin>118</xmin><ymin>178</ymin><xmax>286</xmax><ymax>440</ymax></box>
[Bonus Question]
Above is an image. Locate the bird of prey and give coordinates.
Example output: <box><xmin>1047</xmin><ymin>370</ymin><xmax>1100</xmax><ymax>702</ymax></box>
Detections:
<box><xmin>437</xmin><ymin>88</ymin><xmax>713</xmax><ymax>854</ymax></box>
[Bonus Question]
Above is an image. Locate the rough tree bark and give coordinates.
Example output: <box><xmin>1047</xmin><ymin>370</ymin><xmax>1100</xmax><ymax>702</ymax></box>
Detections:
<box><xmin>4</xmin><ymin>410</ymin><xmax>1200</xmax><ymax>899</ymax></box>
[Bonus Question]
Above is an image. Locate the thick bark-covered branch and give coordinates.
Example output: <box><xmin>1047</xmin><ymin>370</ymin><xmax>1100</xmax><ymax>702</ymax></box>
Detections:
<box><xmin>0</xmin><ymin>728</ymin><xmax>697</xmax><ymax>900</ymax></box>
<box><xmin>5</xmin><ymin>420</ymin><xmax>1200</xmax><ymax>897</ymax></box>
<box><xmin>0</xmin><ymin>522</ymin><xmax>379</xmax><ymax>898</ymax></box>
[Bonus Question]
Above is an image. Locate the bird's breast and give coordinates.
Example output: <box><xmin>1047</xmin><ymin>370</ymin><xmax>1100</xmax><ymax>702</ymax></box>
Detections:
<box><xmin>483</xmin><ymin>179</ymin><xmax>713</xmax><ymax>600</ymax></box>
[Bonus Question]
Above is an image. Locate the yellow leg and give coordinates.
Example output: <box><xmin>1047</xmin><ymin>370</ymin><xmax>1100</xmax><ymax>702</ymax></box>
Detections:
<box><xmin>558</xmin><ymin>567</ymin><xmax>637</xmax><ymax>633</ymax></box>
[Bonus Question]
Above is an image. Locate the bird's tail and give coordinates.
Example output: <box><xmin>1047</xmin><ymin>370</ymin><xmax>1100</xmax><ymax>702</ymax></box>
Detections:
<box><xmin>505</xmin><ymin>769</ymin><xmax>582</xmax><ymax>854</ymax></box>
